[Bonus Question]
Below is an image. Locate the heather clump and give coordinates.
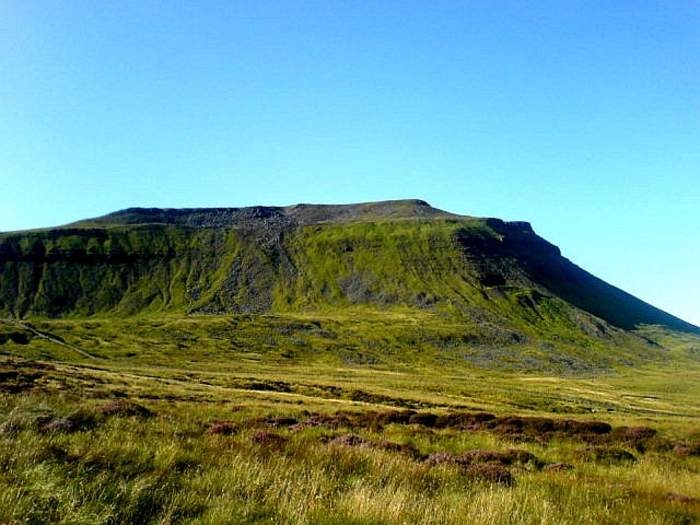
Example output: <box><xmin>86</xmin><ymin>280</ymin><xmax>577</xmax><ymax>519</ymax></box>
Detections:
<box><xmin>251</xmin><ymin>430</ymin><xmax>288</xmax><ymax>448</ymax></box>
<box><xmin>96</xmin><ymin>399</ymin><xmax>153</xmax><ymax>418</ymax></box>
<box><xmin>208</xmin><ymin>421</ymin><xmax>238</xmax><ymax>435</ymax></box>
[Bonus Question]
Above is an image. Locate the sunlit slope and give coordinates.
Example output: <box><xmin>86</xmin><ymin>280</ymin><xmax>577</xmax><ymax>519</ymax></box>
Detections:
<box><xmin>0</xmin><ymin>200</ymin><xmax>696</xmax><ymax>343</ymax></box>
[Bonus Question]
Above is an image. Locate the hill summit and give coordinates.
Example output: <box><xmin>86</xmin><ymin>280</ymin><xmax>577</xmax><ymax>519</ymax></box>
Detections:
<box><xmin>69</xmin><ymin>199</ymin><xmax>460</xmax><ymax>228</ymax></box>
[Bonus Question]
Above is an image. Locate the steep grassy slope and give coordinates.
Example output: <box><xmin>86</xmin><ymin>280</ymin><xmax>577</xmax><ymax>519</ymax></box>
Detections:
<box><xmin>0</xmin><ymin>200</ymin><xmax>696</xmax><ymax>357</ymax></box>
<box><xmin>0</xmin><ymin>225</ymin><xmax>242</xmax><ymax>316</ymax></box>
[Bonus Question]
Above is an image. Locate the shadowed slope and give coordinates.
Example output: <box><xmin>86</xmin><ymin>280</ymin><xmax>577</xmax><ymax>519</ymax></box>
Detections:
<box><xmin>473</xmin><ymin>220</ymin><xmax>699</xmax><ymax>334</ymax></box>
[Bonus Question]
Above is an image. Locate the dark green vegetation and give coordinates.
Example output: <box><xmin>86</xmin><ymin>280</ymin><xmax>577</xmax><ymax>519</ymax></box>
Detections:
<box><xmin>1</xmin><ymin>200</ymin><xmax>699</xmax><ymax>523</ymax></box>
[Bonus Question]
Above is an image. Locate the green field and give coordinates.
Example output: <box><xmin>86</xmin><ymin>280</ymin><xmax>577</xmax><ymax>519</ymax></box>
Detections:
<box><xmin>1</xmin><ymin>313</ymin><xmax>699</xmax><ymax>524</ymax></box>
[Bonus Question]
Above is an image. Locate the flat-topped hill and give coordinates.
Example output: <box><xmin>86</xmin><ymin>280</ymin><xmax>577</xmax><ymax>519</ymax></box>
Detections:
<box><xmin>0</xmin><ymin>200</ymin><xmax>697</xmax><ymax>369</ymax></box>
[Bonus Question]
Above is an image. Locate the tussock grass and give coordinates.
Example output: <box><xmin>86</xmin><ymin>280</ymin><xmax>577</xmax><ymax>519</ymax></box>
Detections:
<box><xmin>0</xmin><ymin>366</ymin><xmax>699</xmax><ymax>524</ymax></box>
<box><xmin>0</xmin><ymin>313</ymin><xmax>698</xmax><ymax>523</ymax></box>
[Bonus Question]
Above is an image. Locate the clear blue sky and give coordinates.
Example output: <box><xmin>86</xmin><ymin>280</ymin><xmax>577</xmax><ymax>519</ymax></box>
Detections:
<box><xmin>1</xmin><ymin>1</ymin><xmax>698</xmax><ymax>325</ymax></box>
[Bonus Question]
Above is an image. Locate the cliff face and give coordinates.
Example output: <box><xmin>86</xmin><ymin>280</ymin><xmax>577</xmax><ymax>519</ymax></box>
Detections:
<box><xmin>459</xmin><ymin>219</ymin><xmax>698</xmax><ymax>333</ymax></box>
<box><xmin>0</xmin><ymin>225</ymin><xmax>231</xmax><ymax>316</ymax></box>
<box><xmin>0</xmin><ymin>200</ymin><xmax>696</xmax><ymax>337</ymax></box>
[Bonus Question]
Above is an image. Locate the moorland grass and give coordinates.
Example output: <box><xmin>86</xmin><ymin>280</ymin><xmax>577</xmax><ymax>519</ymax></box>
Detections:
<box><xmin>0</xmin><ymin>313</ymin><xmax>699</xmax><ymax>523</ymax></box>
<box><xmin>1</xmin><ymin>389</ymin><xmax>699</xmax><ymax>525</ymax></box>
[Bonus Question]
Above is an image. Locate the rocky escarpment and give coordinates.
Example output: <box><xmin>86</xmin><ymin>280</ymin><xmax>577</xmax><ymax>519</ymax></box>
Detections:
<box><xmin>68</xmin><ymin>199</ymin><xmax>457</xmax><ymax>229</ymax></box>
<box><xmin>456</xmin><ymin>219</ymin><xmax>698</xmax><ymax>333</ymax></box>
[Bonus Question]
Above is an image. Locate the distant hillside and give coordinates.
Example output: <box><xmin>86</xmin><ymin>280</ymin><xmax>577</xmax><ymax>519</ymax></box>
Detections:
<box><xmin>0</xmin><ymin>199</ymin><xmax>696</xmax><ymax>344</ymax></box>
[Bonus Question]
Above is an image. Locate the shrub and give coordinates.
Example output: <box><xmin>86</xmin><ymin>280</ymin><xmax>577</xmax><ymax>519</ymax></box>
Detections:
<box><xmin>0</xmin><ymin>408</ymin><xmax>54</xmax><ymax>434</ymax></box>
<box><xmin>461</xmin><ymin>450</ymin><xmax>512</xmax><ymax>465</ymax></box>
<box><xmin>251</xmin><ymin>430</ymin><xmax>287</xmax><ymax>447</ymax></box>
<box><xmin>374</xmin><ymin>440</ymin><xmax>421</xmax><ymax>458</ymax></box>
<box><xmin>566</xmin><ymin>420</ymin><xmax>612</xmax><ymax>435</ymax></box>
<box><xmin>460</xmin><ymin>448</ymin><xmax>540</xmax><ymax>467</ymax></box>
<box><xmin>374</xmin><ymin>410</ymin><xmax>416</xmax><ymax>426</ymax></box>
<box><xmin>208</xmin><ymin>421</ymin><xmax>237</xmax><ymax>435</ymax></box>
<box><xmin>543</xmin><ymin>462</ymin><xmax>574</xmax><ymax>472</ymax></box>
<box><xmin>330</xmin><ymin>434</ymin><xmax>369</xmax><ymax>447</ymax></box>
<box><xmin>40</xmin><ymin>409</ymin><xmax>98</xmax><ymax>434</ymax></box>
<box><xmin>290</xmin><ymin>413</ymin><xmax>352</xmax><ymax>431</ymax></box>
<box><xmin>436</xmin><ymin>412</ymin><xmax>497</xmax><ymax>430</ymax></box>
<box><xmin>577</xmin><ymin>446</ymin><xmax>637</xmax><ymax>464</ymax></box>
<box><xmin>609</xmin><ymin>426</ymin><xmax>658</xmax><ymax>452</ymax></box>
<box><xmin>491</xmin><ymin>417</ymin><xmax>524</xmax><ymax>435</ymax></box>
<box><xmin>265</xmin><ymin>416</ymin><xmax>298</xmax><ymax>427</ymax></box>
<box><xmin>424</xmin><ymin>452</ymin><xmax>460</xmax><ymax>466</ymax></box>
<box><xmin>665</xmin><ymin>492</ymin><xmax>699</xmax><ymax>504</ymax></box>
<box><xmin>672</xmin><ymin>442</ymin><xmax>700</xmax><ymax>456</ymax></box>
<box><xmin>96</xmin><ymin>399</ymin><xmax>153</xmax><ymax>418</ymax></box>
<box><xmin>464</xmin><ymin>464</ymin><xmax>514</xmax><ymax>485</ymax></box>
<box><xmin>408</xmin><ymin>412</ymin><xmax>439</xmax><ymax>427</ymax></box>
<box><xmin>503</xmin><ymin>449</ymin><xmax>541</xmax><ymax>466</ymax></box>
<box><xmin>41</xmin><ymin>418</ymin><xmax>77</xmax><ymax>433</ymax></box>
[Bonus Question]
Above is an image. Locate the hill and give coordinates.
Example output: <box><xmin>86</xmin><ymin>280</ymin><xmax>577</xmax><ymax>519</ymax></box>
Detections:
<box><xmin>0</xmin><ymin>199</ymin><xmax>696</xmax><ymax>330</ymax></box>
<box><xmin>2</xmin><ymin>200</ymin><xmax>700</xmax><ymax>524</ymax></box>
<box><xmin>0</xmin><ymin>199</ymin><xmax>697</xmax><ymax>374</ymax></box>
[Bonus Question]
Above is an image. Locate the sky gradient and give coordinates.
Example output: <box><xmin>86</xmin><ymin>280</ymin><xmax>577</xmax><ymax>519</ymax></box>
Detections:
<box><xmin>1</xmin><ymin>1</ymin><xmax>698</xmax><ymax>325</ymax></box>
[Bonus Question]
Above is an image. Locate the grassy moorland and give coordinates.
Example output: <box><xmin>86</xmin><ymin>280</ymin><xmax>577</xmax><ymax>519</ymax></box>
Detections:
<box><xmin>1</xmin><ymin>313</ymin><xmax>699</xmax><ymax>525</ymax></box>
<box><xmin>1</xmin><ymin>203</ymin><xmax>699</xmax><ymax>523</ymax></box>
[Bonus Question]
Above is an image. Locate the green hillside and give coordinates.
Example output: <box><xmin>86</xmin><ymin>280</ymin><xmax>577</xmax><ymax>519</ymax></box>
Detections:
<box><xmin>0</xmin><ymin>199</ymin><xmax>697</xmax><ymax>373</ymax></box>
<box><xmin>2</xmin><ymin>200</ymin><xmax>700</xmax><ymax>524</ymax></box>
<box><xmin>1</xmin><ymin>200</ymin><xmax>695</xmax><ymax>331</ymax></box>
